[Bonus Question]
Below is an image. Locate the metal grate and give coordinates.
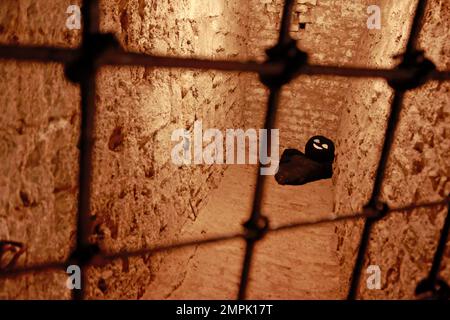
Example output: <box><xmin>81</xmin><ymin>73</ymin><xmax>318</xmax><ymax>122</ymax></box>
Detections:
<box><xmin>0</xmin><ymin>0</ymin><xmax>449</xmax><ymax>300</ymax></box>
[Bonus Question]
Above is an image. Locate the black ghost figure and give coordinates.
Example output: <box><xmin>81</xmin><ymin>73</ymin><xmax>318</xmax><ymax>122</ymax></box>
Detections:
<box><xmin>275</xmin><ymin>136</ymin><xmax>335</xmax><ymax>185</ymax></box>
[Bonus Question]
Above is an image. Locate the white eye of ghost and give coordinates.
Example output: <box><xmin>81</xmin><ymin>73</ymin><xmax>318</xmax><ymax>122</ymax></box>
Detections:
<box><xmin>313</xmin><ymin>139</ymin><xmax>323</xmax><ymax>150</ymax></box>
<box><xmin>322</xmin><ymin>144</ymin><xmax>328</xmax><ymax>150</ymax></box>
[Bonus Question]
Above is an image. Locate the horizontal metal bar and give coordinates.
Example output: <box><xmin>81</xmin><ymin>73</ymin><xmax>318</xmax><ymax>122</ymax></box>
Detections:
<box><xmin>0</xmin><ymin>45</ymin><xmax>78</xmax><ymax>63</ymax></box>
<box><xmin>98</xmin><ymin>232</ymin><xmax>244</xmax><ymax>264</ymax></box>
<box><xmin>102</xmin><ymin>51</ymin><xmax>450</xmax><ymax>82</ymax></box>
<box><xmin>0</xmin><ymin>233</ymin><xmax>244</xmax><ymax>278</ymax></box>
<box><xmin>1</xmin><ymin>45</ymin><xmax>449</xmax><ymax>82</ymax></box>
<box><xmin>270</xmin><ymin>212</ymin><xmax>366</xmax><ymax>233</ymax></box>
<box><xmin>269</xmin><ymin>198</ymin><xmax>450</xmax><ymax>233</ymax></box>
<box><xmin>0</xmin><ymin>261</ymin><xmax>66</xmax><ymax>278</ymax></box>
<box><xmin>1</xmin><ymin>198</ymin><xmax>446</xmax><ymax>279</ymax></box>
<box><xmin>390</xmin><ymin>198</ymin><xmax>449</xmax><ymax>213</ymax></box>
<box><xmin>299</xmin><ymin>64</ymin><xmax>450</xmax><ymax>81</ymax></box>
<box><xmin>100</xmin><ymin>51</ymin><xmax>280</xmax><ymax>75</ymax></box>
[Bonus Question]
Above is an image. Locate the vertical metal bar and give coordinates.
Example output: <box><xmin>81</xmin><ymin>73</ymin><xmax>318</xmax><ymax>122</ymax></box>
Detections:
<box><xmin>237</xmin><ymin>0</ymin><xmax>295</xmax><ymax>300</ymax></box>
<box><xmin>405</xmin><ymin>0</ymin><xmax>427</xmax><ymax>54</ymax></box>
<box><xmin>238</xmin><ymin>88</ymin><xmax>280</xmax><ymax>300</ymax></box>
<box><xmin>247</xmin><ymin>88</ymin><xmax>281</xmax><ymax>224</ymax></box>
<box><xmin>368</xmin><ymin>92</ymin><xmax>406</xmax><ymax>203</ymax></box>
<box><xmin>82</xmin><ymin>0</ymin><xmax>100</xmax><ymax>35</ymax></box>
<box><xmin>369</xmin><ymin>0</ymin><xmax>427</xmax><ymax>204</ymax></box>
<box><xmin>347</xmin><ymin>57</ymin><xmax>408</xmax><ymax>301</ymax></box>
<box><xmin>72</xmin><ymin>0</ymin><xmax>100</xmax><ymax>301</ymax></box>
<box><xmin>278</xmin><ymin>0</ymin><xmax>295</xmax><ymax>46</ymax></box>
<box><xmin>347</xmin><ymin>0</ymin><xmax>428</xmax><ymax>300</ymax></box>
<box><xmin>237</xmin><ymin>240</ymin><xmax>256</xmax><ymax>299</ymax></box>
<box><xmin>428</xmin><ymin>204</ymin><xmax>450</xmax><ymax>283</ymax></box>
<box><xmin>73</xmin><ymin>73</ymin><xmax>97</xmax><ymax>301</ymax></box>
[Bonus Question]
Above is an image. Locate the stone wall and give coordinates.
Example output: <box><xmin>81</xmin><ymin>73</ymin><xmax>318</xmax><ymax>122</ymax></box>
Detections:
<box><xmin>334</xmin><ymin>0</ymin><xmax>450</xmax><ymax>299</ymax></box>
<box><xmin>0</xmin><ymin>0</ymin><xmax>248</xmax><ymax>299</ymax></box>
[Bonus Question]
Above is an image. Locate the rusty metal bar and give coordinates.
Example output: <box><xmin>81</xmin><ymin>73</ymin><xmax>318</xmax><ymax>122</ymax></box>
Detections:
<box><xmin>1</xmin><ymin>45</ymin><xmax>450</xmax><ymax>82</ymax></box>
<box><xmin>237</xmin><ymin>86</ymin><xmax>280</xmax><ymax>301</ymax></box>
<box><xmin>427</xmin><ymin>203</ymin><xmax>450</xmax><ymax>283</ymax></box>
<box><xmin>70</xmin><ymin>0</ymin><xmax>101</xmax><ymax>301</ymax></box>
<box><xmin>347</xmin><ymin>0</ymin><xmax>430</xmax><ymax>300</ymax></box>
<box><xmin>237</xmin><ymin>0</ymin><xmax>295</xmax><ymax>300</ymax></box>
<box><xmin>298</xmin><ymin>64</ymin><xmax>449</xmax><ymax>81</ymax></box>
<box><xmin>101</xmin><ymin>50</ymin><xmax>280</xmax><ymax>74</ymax></box>
<box><xmin>0</xmin><ymin>198</ymin><xmax>447</xmax><ymax>279</ymax></box>
<box><xmin>0</xmin><ymin>45</ymin><xmax>78</xmax><ymax>63</ymax></box>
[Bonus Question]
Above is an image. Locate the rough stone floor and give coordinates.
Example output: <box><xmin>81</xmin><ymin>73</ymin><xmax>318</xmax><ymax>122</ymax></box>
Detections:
<box><xmin>143</xmin><ymin>165</ymin><xmax>341</xmax><ymax>299</ymax></box>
